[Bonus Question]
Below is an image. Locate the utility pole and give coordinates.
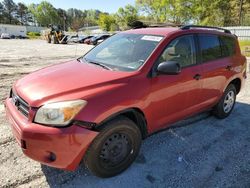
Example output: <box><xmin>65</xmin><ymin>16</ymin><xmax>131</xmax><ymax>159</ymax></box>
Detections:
<box><xmin>239</xmin><ymin>0</ymin><xmax>244</xmax><ymax>25</ymax></box>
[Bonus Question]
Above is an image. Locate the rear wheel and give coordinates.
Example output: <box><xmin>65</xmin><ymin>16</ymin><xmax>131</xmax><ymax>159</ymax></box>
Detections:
<box><xmin>84</xmin><ymin>117</ymin><xmax>142</xmax><ymax>178</ymax></box>
<box><xmin>213</xmin><ymin>84</ymin><xmax>236</xmax><ymax>119</ymax></box>
<box><xmin>47</xmin><ymin>35</ymin><xmax>51</xmax><ymax>43</ymax></box>
<box><xmin>51</xmin><ymin>35</ymin><xmax>58</xmax><ymax>44</ymax></box>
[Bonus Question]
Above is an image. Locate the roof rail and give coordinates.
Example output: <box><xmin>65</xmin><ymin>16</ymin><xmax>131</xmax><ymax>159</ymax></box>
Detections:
<box><xmin>180</xmin><ymin>25</ymin><xmax>231</xmax><ymax>34</ymax></box>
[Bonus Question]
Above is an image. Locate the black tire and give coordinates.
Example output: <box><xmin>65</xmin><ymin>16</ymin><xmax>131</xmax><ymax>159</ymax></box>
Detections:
<box><xmin>84</xmin><ymin>116</ymin><xmax>142</xmax><ymax>178</ymax></box>
<box><xmin>51</xmin><ymin>35</ymin><xmax>58</xmax><ymax>44</ymax></box>
<box><xmin>47</xmin><ymin>35</ymin><xmax>51</xmax><ymax>43</ymax></box>
<box><xmin>213</xmin><ymin>84</ymin><xmax>236</xmax><ymax>119</ymax></box>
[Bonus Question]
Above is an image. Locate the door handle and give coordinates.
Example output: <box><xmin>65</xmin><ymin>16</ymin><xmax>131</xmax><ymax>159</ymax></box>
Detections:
<box><xmin>226</xmin><ymin>65</ymin><xmax>232</xmax><ymax>71</ymax></box>
<box><xmin>193</xmin><ymin>74</ymin><xmax>202</xmax><ymax>80</ymax></box>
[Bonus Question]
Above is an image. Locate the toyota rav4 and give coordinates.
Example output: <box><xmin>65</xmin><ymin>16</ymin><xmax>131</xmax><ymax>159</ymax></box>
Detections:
<box><xmin>5</xmin><ymin>25</ymin><xmax>247</xmax><ymax>178</ymax></box>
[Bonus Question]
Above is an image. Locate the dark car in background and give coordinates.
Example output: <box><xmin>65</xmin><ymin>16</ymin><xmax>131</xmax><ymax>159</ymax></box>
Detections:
<box><xmin>79</xmin><ymin>35</ymin><xmax>93</xmax><ymax>43</ymax></box>
<box><xmin>84</xmin><ymin>34</ymin><xmax>110</xmax><ymax>45</ymax></box>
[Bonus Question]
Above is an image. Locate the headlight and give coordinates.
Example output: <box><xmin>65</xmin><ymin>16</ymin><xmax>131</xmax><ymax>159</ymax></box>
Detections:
<box><xmin>34</xmin><ymin>100</ymin><xmax>87</xmax><ymax>126</ymax></box>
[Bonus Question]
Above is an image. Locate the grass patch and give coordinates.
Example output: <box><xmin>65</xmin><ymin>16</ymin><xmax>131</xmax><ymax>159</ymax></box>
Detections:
<box><xmin>239</xmin><ymin>40</ymin><xmax>250</xmax><ymax>57</ymax></box>
<box><xmin>27</xmin><ymin>32</ymin><xmax>41</xmax><ymax>39</ymax></box>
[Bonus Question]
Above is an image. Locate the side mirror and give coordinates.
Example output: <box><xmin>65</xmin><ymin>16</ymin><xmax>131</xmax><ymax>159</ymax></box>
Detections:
<box><xmin>157</xmin><ymin>61</ymin><xmax>181</xmax><ymax>75</ymax></box>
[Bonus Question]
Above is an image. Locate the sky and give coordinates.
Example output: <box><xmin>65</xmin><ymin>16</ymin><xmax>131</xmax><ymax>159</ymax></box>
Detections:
<box><xmin>13</xmin><ymin>0</ymin><xmax>136</xmax><ymax>13</ymax></box>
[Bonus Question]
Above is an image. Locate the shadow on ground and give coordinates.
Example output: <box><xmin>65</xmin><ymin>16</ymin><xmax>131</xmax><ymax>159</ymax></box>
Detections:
<box><xmin>42</xmin><ymin>102</ymin><xmax>250</xmax><ymax>188</ymax></box>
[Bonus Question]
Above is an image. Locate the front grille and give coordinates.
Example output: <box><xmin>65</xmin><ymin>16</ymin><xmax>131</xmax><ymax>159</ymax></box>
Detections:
<box><xmin>10</xmin><ymin>90</ymin><xmax>30</xmax><ymax>118</ymax></box>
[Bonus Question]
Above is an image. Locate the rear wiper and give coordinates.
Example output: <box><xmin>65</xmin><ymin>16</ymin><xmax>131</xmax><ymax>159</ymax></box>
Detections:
<box><xmin>83</xmin><ymin>58</ymin><xmax>113</xmax><ymax>70</ymax></box>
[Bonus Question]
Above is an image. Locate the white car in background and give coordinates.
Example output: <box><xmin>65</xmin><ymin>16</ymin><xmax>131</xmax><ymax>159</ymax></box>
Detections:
<box><xmin>1</xmin><ymin>33</ymin><xmax>11</xmax><ymax>39</ymax></box>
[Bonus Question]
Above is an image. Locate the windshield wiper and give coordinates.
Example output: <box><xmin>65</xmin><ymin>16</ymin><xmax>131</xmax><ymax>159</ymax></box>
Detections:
<box><xmin>83</xmin><ymin>58</ymin><xmax>113</xmax><ymax>70</ymax></box>
<box><xmin>76</xmin><ymin>57</ymin><xmax>82</xmax><ymax>62</ymax></box>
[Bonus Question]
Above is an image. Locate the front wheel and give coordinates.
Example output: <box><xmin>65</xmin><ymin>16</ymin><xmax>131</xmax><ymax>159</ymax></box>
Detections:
<box><xmin>84</xmin><ymin>117</ymin><xmax>142</xmax><ymax>178</ymax></box>
<box><xmin>213</xmin><ymin>84</ymin><xmax>236</xmax><ymax>119</ymax></box>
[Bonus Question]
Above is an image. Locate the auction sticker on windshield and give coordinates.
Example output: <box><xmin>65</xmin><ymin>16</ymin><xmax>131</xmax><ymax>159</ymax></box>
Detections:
<box><xmin>141</xmin><ymin>35</ymin><xmax>163</xmax><ymax>42</ymax></box>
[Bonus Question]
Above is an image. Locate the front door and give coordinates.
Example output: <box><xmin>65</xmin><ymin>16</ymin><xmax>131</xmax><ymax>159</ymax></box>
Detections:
<box><xmin>149</xmin><ymin>34</ymin><xmax>203</xmax><ymax>130</ymax></box>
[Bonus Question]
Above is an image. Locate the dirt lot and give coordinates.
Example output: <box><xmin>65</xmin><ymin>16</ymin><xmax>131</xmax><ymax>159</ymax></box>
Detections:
<box><xmin>0</xmin><ymin>39</ymin><xmax>249</xmax><ymax>188</ymax></box>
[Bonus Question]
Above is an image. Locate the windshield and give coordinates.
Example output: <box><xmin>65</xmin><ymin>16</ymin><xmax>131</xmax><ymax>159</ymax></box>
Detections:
<box><xmin>83</xmin><ymin>33</ymin><xmax>163</xmax><ymax>71</ymax></box>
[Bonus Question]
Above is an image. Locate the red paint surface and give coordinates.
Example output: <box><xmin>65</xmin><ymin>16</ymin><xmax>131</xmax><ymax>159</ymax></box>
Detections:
<box><xmin>5</xmin><ymin>27</ymin><xmax>246</xmax><ymax>170</ymax></box>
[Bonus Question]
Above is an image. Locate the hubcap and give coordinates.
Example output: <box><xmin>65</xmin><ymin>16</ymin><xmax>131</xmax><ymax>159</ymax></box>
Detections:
<box><xmin>223</xmin><ymin>90</ymin><xmax>235</xmax><ymax>113</ymax></box>
<box><xmin>99</xmin><ymin>133</ymin><xmax>132</xmax><ymax>168</ymax></box>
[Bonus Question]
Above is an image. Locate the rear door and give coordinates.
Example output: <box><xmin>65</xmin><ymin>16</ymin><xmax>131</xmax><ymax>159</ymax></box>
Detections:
<box><xmin>198</xmin><ymin>34</ymin><xmax>235</xmax><ymax>107</ymax></box>
<box><xmin>149</xmin><ymin>34</ymin><xmax>203</xmax><ymax>130</ymax></box>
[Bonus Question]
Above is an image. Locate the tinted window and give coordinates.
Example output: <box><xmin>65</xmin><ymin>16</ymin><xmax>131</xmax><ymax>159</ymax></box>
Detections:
<box><xmin>220</xmin><ymin>36</ymin><xmax>236</xmax><ymax>57</ymax></box>
<box><xmin>199</xmin><ymin>35</ymin><xmax>222</xmax><ymax>62</ymax></box>
<box><xmin>157</xmin><ymin>35</ymin><xmax>196</xmax><ymax>68</ymax></box>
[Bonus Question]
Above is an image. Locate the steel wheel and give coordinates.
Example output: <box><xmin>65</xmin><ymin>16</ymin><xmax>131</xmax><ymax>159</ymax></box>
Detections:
<box><xmin>84</xmin><ymin>117</ymin><xmax>142</xmax><ymax>178</ymax></box>
<box><xmin>99</xmin><ymin>133</ymin><xmax>132</xmax><ymax>168</ymax></box>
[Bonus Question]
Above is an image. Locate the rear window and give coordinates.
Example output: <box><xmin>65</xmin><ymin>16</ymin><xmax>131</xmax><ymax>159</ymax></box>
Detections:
<box><xmin>220</xmin><ymin>36</ymin><xmax>236</xmax><ymax>57</ymax></box>
<box><xmin>199</xmin><ymin>34</ymin><xmax>222</xmax><ymax>62</ymax></box>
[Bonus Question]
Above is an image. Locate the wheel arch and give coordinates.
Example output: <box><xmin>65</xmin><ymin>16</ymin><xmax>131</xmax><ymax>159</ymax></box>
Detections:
<box><xmin>227</xmin><ymin>77</ymin><xmax>241</xmax><ymax>94</ymax></box>
<box><xmin>96</xmin><ymin>108</ymin><xmax>148</xmax><ymax>139</ymax></box>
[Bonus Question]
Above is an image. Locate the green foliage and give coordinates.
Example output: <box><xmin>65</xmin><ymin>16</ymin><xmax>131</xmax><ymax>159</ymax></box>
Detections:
<box><xmin>0</xmin><ymin>2</ymin><xmax>4</xmax><ymax>22</ymax></box>
<box><xmin>16</xmin><ymin>2</ymin><xmax>32</xmax><ymax>25</ymax></box>
<box><xmin>27</xmin><ymin>31</ymin><xmax>40</xmax><ymax>36</ymax></box>
<box><xmin>98</xmin><ymin>13</ymin><xmax>117</xmax><ymax>31</ymax></box>
<box><xmin>27</xmin><ymin>31</ymin><xmax>41</xmax><ymax>39</ymax></box>
<box><xmin>115</xmin><ymin>4</ymin><xmax>139</xmax><ymax>30</ymax></box>
<box><xmin>239</xmin><ymin>40</ymin><xmax>250</xmax><ymax>56</ymax></box>
<box><xmin>2</xmin><ymin>0</ymin><xmax>17</xmax><ymax>24</ymax></box>
<box><xmin>84</xmin><ymin>9</ymin><xmax>101</xmax><ymax>26</ymax></box>
<box><xmin>28</xmin><ymin>1</ymin><xmax>59</xmax><ymax>27</ymax></box>
<box><xmin>136</xmin><ymin>0</ymin><xmax>250</xmax><ymax>26</ymax></box>
<box><xmin>1</xmin><ymin>0</ymin><xmax>250</xmax><ymax>31</ymax></box>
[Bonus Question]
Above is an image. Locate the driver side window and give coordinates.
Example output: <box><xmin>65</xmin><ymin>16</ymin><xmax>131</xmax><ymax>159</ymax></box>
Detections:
<box><xmin>157</xmin><ymin>35</ymin><xmax>196</xmax><ymax>68</ymax></box>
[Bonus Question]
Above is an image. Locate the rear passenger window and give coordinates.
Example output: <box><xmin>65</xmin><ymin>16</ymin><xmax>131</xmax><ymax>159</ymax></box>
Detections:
<box><xmin>220</xmin><ymin>36</ymin><xmax>236</xmax><ymax>57</ymax></box>
<box><xmin>199</xmin><ymin>35</ymin><xmax>222</xmax><ymax>62</ymax></box>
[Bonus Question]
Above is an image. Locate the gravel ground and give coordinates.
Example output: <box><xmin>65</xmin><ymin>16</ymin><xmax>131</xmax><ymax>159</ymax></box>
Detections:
<box><xmin>0</xmin><ymin>39</ymin><xmax>249</xmax><ymax>188</ymax></box>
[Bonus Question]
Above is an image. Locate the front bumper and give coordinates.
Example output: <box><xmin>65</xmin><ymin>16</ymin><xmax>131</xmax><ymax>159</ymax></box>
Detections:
<box><xmin>4</xmin><ymin>98</ymin><xmax>98</xmax><ymax>171</ymax></box>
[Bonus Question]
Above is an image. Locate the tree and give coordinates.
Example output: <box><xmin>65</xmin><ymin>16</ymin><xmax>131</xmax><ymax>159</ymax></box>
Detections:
<box><xmin>229</xmin><ymin>0</ymin><xmax>250</xmax><ymax>26</ymax></box>
<box><xmin>57</xmin><ymin>8</ymin><xmax>67</xmax><ymax>30</ymax></box>
<box><xmin>98</xmin><ymin>13</ymin><xmax>116</xmax><ymax>31</ymax></box>
<box><xmin>2</xmin><ymin>0</ymin><xmax>17</xmax><ymax>24</ymax></box>
<box><xmin>29</xmin><ymin>1</ymin><xmax>59</xmax><ymax>27</ymax></box>
<box><xmin>115</xmin><ymin>4</ymin><xmax>138</xmax><ymax>30</ymax></box>
<box><xmin>71</xmin><ymin>17</ymin><xmax>85</xmax><ymax>31</ymax></box>
<box><xmin>0</xmin><ymin>2</ymin><xmax>5</xmax><ymax>23</ymax></box>
<box><xmin>84</xmin><ymin>9</ymin><xmax>101</xmax><ymax>26</ymax></box>
<box><xmin>16</xmin><ymin>3</ymin><xmax>30</xmax><ymax>25</ymax></box>
<box><xmin>67</xmin><ymin>8</ymin><xmax>86</xmax><ymax>30</ymax></box>
<box><xmin>136</xmin><ymin>0</ymin><xmax>250</xmax><ymax>26</ymax></box>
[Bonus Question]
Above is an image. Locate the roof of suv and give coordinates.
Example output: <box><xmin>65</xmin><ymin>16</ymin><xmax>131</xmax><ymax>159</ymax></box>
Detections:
<box><xmin>124</xmin><ymin>26</ymin><xmax>234</xmax><ymax>38</ymax></box>
<box><xmin>124</xmin><ymin>27</ymin><xmax>179</xmax><ymax>36</ymax></box>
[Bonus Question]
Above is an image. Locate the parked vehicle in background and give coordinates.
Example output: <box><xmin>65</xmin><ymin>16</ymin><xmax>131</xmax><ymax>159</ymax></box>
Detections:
<box><xmin>67</xmin><ymin>35</ymin><xmax>85</xmax><ymax>43</ymax></box>
<box><xmin>84</xmin><ymin>36</ymin><xmax>95</xmax><ymax>45</ymax></box>
<box><xmin>1</xmin><ymin>33</ymin><xmax>11</xmax><ymax>39</ymax></box>
<box><xmin>84</xmin><ymin>34</ymin><xmax>110</xmax><ymax>45</ymax></box>
<box><xmin>0</xmin><ymin>24</ymin><xmax>27</xmax><ymax>38</ymax></box>
<box><xmin>79</xmin><ymin>35</ymin><xmax>93</xmax><ymax>43</ymax></box>
<box><xmin>5</xmin><ymin>25</ymin><xmax>247</xmax><ymax>178</ymax></box>
<box><xmin>90</xmin><ymin>34</ymin><xmax>110</xmax><ymax>45</ymax></box>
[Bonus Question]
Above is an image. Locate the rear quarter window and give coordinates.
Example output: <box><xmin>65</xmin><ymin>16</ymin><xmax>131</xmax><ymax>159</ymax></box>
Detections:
<box><xmin>198</xmin><ymin>34</ymin><xmax>222</xmax><ymax>62</ymax></box>
<box><xmin>220</xmin><ymin>36</ymin><xmax>236</xmax><ymax>57</ymax></box>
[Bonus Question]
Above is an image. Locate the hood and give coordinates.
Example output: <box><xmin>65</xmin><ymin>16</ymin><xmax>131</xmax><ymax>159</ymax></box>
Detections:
<box><xmin>14</xmin><ymin>60</ymin><xmax>134</xmax><ymax>107</ymax></box>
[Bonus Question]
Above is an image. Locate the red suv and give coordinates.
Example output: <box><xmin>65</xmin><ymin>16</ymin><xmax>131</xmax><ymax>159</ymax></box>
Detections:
<box><xmin>5</xmin><ymin>25</ymin><xmax>247</xmax><ymax>178</ymax></box>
